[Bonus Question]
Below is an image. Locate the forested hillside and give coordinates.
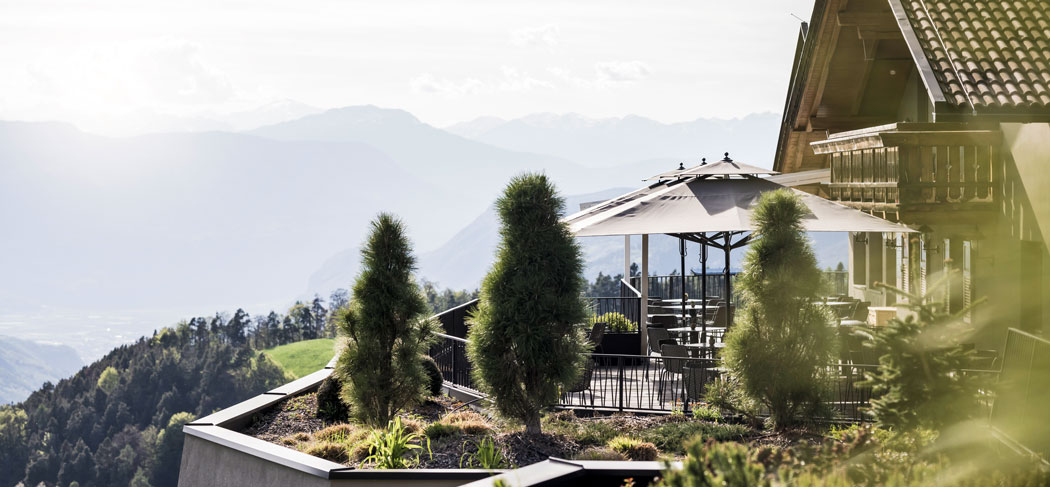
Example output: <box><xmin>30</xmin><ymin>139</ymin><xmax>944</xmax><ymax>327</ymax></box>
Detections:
<box><xmin>0</xmin><ymin>296</ymin><xmax>339</xmax><ymax>487</ymax></box>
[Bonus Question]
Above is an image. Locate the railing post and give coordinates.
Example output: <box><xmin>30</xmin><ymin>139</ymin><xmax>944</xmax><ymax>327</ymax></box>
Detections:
<box><xmin>618</xmin><ymin>356</ymin><xmax>625</xmax><ymax>412</ymax></box>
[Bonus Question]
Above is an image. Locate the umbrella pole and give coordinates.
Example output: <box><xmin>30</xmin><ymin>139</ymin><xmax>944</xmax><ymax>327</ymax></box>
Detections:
<box><xmin>724</xmin><ymin>233</ymin><xmax>732</xmax><ymax>329</ymax></box>
<box><xmin>680</xmin><ymin>237</ymin><xmax>686</xmax><ymax>320</ymax></box>
<box><xmin>701</xmin><ymin>234</ymin><xmax>708</xmax><ymax>344</ymax></box>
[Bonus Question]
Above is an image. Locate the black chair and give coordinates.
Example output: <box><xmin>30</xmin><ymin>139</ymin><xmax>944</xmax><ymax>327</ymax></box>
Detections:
<box><xmin>566</xmin><ymin>357</ymin><xmax>596</xmax><ymax>406</ymax></box>
<box><xmin>649</xmin><ymin>315</ymin><xmax>678</xmax><ymax>328</ymax></box>
<box><xmin>646</xmin><ymin>328</ymin><xmax>677</xmax><ymax>355</ymax></box>
<box><xmin>589</xmin><ymin>322</ymin><xmax>606</xmax><ymax>353</ymax></box>
<box><xmin>659</xmin><ymin>343</ymin><xmax>690</xmax><ymax>399</ymax></box>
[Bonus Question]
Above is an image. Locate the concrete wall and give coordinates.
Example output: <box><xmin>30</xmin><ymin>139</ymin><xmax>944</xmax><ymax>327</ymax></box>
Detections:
<box><xmin>178</xmin><ymin>434</ymin><xmax>331</xmax><ymax>487</ymax></box>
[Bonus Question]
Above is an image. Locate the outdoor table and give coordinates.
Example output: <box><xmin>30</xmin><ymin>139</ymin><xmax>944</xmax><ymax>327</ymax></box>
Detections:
<box><xmin>668</xmin><ymin>326</ymin><xmax>727</xmax><ymax>348</ymax></box>
<box><xmin>684</xmin><ymin>341</ymin><xmax>726</xmax><ymax>359</ymax></box>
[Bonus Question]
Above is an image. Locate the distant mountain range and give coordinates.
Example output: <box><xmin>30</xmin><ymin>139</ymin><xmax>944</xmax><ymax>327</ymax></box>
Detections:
<box><xmin>0</xmin><ymin>104</ymin><xmax>801</xmax><ymax>363</ymax></box>
<box><xmin>0</xmin><ymin>335</ymin><xmax>82</xmax><ymax>404</ymax></box>
<box><xmin>445</xmin><ymin>112</ymin><xmax>781</xmax><ymax>167</ymax></box>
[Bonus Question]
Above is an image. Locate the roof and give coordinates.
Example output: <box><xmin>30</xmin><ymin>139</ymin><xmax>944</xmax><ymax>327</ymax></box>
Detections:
<box><xmin>897</xmin><ymin>0</ymin><xmax>1050</xmax><ymax>114</ymax></box>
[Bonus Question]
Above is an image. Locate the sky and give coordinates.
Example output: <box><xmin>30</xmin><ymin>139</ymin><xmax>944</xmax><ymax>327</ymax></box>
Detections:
<box><xmin>0</xmin><ymin>0</ymin><xmax>816</xmax><ymax>133</ymax></box>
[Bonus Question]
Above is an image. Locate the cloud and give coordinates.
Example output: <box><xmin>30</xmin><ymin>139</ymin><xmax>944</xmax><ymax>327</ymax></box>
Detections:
<box><xmin>595</xmin><ymin>60</ymin><xmax>651</xmax><ymax>82</ymax></box>
<box><xmin>511</xmin><ymin>24</ymin><xmax>559</xmax><ymax>48</ymax></box>
<box><xmin>412</xmin><ymin>67</ymin><xmax>552</xmax><ymax>98</ymax></box>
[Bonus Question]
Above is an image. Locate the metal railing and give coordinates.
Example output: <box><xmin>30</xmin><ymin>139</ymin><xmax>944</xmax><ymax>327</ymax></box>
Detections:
<box><xmin>428</xmin><ymin>333</ymin><xmax>879</xmax><ymax>421</ymax></box>
<box><xmin>990</xmin><ymin>328</ymin><xmax>1050</xmax><ymax>462</ymax></box>
<box><xmin>585</xmin><ymin>297</ymin><xmax>642</xmax><ymax>330</ymax></box>
<box><xmin>631</xmin><ymin>274</ymin><xmax>739</xmax><ymax>305</ymax></box>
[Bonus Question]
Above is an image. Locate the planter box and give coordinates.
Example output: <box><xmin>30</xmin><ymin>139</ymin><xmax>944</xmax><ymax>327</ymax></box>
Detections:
<box><xmin>598</xmin><ymin>332</ymin><xmax>643</xmax><ymax>365</ymax></box>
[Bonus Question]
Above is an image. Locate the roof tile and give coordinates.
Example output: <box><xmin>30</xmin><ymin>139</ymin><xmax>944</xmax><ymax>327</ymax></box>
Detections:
<box><xmin>901</xmin><ymin>0</ymin><xmax>1050</xmax><ymax>113</ymax></box>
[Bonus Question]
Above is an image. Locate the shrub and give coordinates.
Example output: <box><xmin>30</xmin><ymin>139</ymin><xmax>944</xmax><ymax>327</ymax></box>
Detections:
<box><xmin>607</xmin><ymin>436</ymin><xmax>659</xmax><ymax>461</ymax></box>
<box><xmin>591</xmin><ymin>312</ymin><xmax>637</xmax><ymax>333</ymax></box>
<box><xmin>316</xmin><ymin>376</ymin><xmax>349</xmax><ymax>422</ymax></box>
<box><xmin>400</xmin><ymin>417</ymin><xmax>424</xmax><ymax>434</ymax></box>
<box><xmin>314</xmin><ymin>423</ymin><xmax>358</xmax><ymax>443</ymax></box>
<box><xmin>363</xmin><ymin>417</ymin><xmax>430</xmax><ymax>469</ymax></box>
<box><xmin>656</xmin><ymin>440</ymin><xmax>769</xmax><ymax>487</ymax></box>
<box><xmin>305</xmin><ymin>441</ymin><xmax>349</xmax><ymax>464</ymax></box>
<box><xmin>641</xmin><ymin>422</ymin><xmax>750</xmax><ymax>454</ymax></box>
<box><xmin>466</xmin><ymin>173</ymin><xmax>591</xmax><ymax>434</ymax></box>
<box><xmin>280</xmin><ymin>436</ymin><xmax>298</xmax><ymax>446</ymax></box>
<box><xmin>421</xmin><ymin>355</ymin><xmax>443</xmax><ymax>397</ymax></box>
<box><xmin>460</xmin><ymin>436</ymin><xmax>509</xmax><ymax>469</ymax></box>
<box><xmin>424</xmin><ymin>422</ymin><xmax>462</xmax><ymax>439</ymax></box>
<box><xmin>722</xmin><ymin>190</ymin><xmax>835</xmax><ymax>430</ymax></box>
<box><xmin>293</xmin><ymin>432</ymin><xmax>311</xmax><ymax>442</ymax></box>
<box><xmin>575</xmin><ymin>447</ymin><xmax>627</xmax><ymax>461</ymax></box>
<box><xmin>334</xmin><ymin>213</ymin><xmax>439</xmax><ymax>427</ymax></box>
<box><xmin>691</xmin><ymin>403</ymin><xmax>721</xmax><ymax>422</ymax></box>
<box><xmin>861</xmin><ymin>278</ymin><xmax>984</xmax><ymax>433</ymax></box>
<box><xmin>441</xmin><ymin>410</ymin><xmax>492</xmax><ymax>435</ymax></box>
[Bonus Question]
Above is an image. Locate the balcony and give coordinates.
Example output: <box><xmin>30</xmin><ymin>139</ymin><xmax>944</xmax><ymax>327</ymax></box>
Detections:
<box><xmin>811</xmin><ymin>123</ymin><xmax>1001</xmax><ymax>223</ymax></box>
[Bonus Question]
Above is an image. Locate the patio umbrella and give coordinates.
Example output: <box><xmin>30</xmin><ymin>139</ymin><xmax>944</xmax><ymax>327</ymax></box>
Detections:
<box><xmin>565</xmin><ymin>153</ymin><xmax>916</xmax><ymax>347</ymax></box>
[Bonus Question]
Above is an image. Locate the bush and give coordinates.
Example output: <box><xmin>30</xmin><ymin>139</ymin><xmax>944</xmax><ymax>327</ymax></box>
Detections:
<box><xmin>460</xmin><ymin>436</ymin><xmax>509</xmax><ymax>469</ymax></box>
<box><xmin>314</xmin><ymin>423</ymin><xmax>358</xmax><ymax>443</ymax></box>
<box><xmin>656</xmin><ymin>440</ymin><xmax>768</xmax><ymax>487</ymax></box>
<box><xmin>441</xmin><ymin>410</ymin><xmax>492</xmax><ymax>435</ymax></box>
<box><xmin>466</xmin><ymin>173</ymin><xmax>591</xmax><ymax>434</ymax></box>
<box><xmin>424</xmin><ymin>422</ymin><xmax>462</xmax><ymax>439</ymax></box>
<box><xmin>363</xmin><ymin>417</ymin><xmax>430</xmax><ymax>469</ymax></box>
<box><xmin>607</xmin><ymin>436</ymin><xmax>659</xmax><ymax>461</ymax></box>
<box><xmin>722</xmin><ymin>190</ymin><xmax>835</xmax><ymax>430</ymax></box>
<box><xmin>334</xmin><ymin>214</ymin><xmax>439</xmax><ymax>427</ymax></box>
<box><xmin>305</xmin><ymin>441</ymin><xmax>349</xmax><ymax>464</ymax></box>
<box><xmin>316</xmin><ymin>377</ymin><xmax>349</xmax><ymax>422</ymax></box>
<box><xmin>574</xmin><ymin>447</ymin><xmax>627</xmax><ymax>461</ymax></box>
<box><xmin>421</xmin><ymin>355</ymin><xmax>443</xmax><ymax>397</ymax></box>
<box><xmin>591</xmin><ymin>312</ymin><xmax>637</xmax><ymax>333</ymax></box>
<box><xmin>691</xmin><ymin>404</ymin><xmax>721</xmax><ymax>422</ymax></box>
<box><xmin>641</xmin><ymin>422</ymin><xmax>750</xmax><ymax>454</ymax></box>
<box><xmin>861</xmin><ymin>278</ymin><xmax>984</xmax><ymax>433</ymax></box>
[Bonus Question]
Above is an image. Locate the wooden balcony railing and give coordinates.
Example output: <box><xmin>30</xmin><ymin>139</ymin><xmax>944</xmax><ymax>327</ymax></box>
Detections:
<box><xmin>811</xmin><ymin>123</ymin><xmax>1001</xmax><ymax>217</ymax></box>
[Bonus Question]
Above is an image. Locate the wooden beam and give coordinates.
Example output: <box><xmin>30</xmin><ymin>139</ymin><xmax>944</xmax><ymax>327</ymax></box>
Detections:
<box><xmin>808</xmin><ymin>115</ymin><xmax>896</xmax><ymax>131</ymax></box>
<box><xmin>838</xmin><ymin>11</ymin><xmax>898</xmax><ymax>29</ymax></box>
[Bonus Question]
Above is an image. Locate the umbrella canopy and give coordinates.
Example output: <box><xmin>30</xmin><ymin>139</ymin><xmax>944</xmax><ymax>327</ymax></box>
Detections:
<box><xmin>566</xmin><ymin>176</ymin><xmax>916</xmax><ymax>236</ymax></box>
<box><xmin>645</xmin><ymin>153</ymin><xmax>779</xmax><ymax>181</ymax></box>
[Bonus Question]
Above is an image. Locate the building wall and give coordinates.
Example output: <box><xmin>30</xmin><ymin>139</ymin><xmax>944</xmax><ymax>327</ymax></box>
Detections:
<box><xmin>844</xmin><ymin>122</ymin><xmax>1050</xmax><ymax>352</ymax></box>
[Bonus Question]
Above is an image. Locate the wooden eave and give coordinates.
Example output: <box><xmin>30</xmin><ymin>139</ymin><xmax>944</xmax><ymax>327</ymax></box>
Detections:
<box><xmin>811</xmin><ymin>122</ymin><xmax>1002</xmax><ymax>154</ymax></box>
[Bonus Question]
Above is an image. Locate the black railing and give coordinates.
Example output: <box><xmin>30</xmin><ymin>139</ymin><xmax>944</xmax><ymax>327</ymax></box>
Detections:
<box><xmin>430</xmin><ymin>332</ymin><xmax>476</xmax><ymax>391</ymax></box>
<box><xmin>585</xmin><ymin>297</ymin><xmax>642</xmax><ymax>330</ymax></box>
<box><xmin>429</xmin><ymin>333</ymin><xmax>879</xmax><ymax>421</ymax></box>
<box><xmin>631</xmin><ymin>274</ymin><xmax>739</xmax><ymax>304</ymax></box>
<box><xmin>991</xmin><ymin>328</ymin><xmax>1050</xmax><ymax>462</ymax></box>
<box><xmin>433</xmin><ymin>299</ymin><xmax>478</xmax><ymax>339</ymax></box>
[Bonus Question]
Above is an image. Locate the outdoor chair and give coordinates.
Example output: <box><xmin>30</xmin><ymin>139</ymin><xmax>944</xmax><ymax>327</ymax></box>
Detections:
<box><xmin>658</xmin><ymin>343</ymin><xmax>690</xmax><ymax>400</ymax></box>
<box><xmin>646</xmin><ymin>328</ymin><xmax>677</xmax><ymax>355</ymax></box>
<box><xmin>839</xmin><ymin>301</ymin><xmax>870</xmax><ymax>327</ymax></box>
<box><xmin>589</xmin><ymin>322</ymin><xmax>606</xmax><ymax>353</ymax></box>
<box><xmin>649</xmin><ymin>314</ymin><xmax>678</xmax><ymax>328</ymax></box>
<box><xmin>566</xmin><ymin>357</ymin><xmax>596</xmax><ymax>406</ymax></box>
<box><xmin>684</xmin><ymin>360</ymin><xmax>721</xmax><ymax>401</ymax></box>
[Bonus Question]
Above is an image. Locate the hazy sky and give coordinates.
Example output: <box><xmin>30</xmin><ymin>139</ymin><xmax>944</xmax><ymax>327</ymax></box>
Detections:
<box><xmin>0</xmin><ymin>0</ymin><xmax>815</xmax><ymax>130</ymax></box>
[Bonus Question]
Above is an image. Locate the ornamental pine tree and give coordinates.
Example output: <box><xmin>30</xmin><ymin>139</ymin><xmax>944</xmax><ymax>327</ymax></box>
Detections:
<box><xmin>723</xmin><ymin>189</ymin><xmax>835</xmax><ymax>430</ymax></box>
<box><xmin>466</xmin><ymin>173</ymin><xmax>590</xmax><ymax>434</ymax></box>
<box><xmin>861</xmin><ymin>276</ymin><xmax>984</xmax><ymax>432</ymax></box>
<box><xmin>334</xmin><ymin>213</ymin><xmax>438</xmax><ymax>427</ymax></box>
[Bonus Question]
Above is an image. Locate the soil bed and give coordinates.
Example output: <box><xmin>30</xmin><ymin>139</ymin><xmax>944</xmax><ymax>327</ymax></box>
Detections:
<box><xmin>241</xmin><ymin>392</ymin><xmax>816</xmax><ymax>470</ymax></box>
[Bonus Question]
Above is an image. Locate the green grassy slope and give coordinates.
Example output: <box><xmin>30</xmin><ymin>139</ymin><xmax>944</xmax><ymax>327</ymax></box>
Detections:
<box><xmin>264</xmin><ymin>338</ymin><xmax>337</xmax><ymax>378</ymax></box>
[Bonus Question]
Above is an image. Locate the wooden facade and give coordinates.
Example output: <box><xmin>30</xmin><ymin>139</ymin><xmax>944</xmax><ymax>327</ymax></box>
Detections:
<box><xmin>773</xmin><ymin>0</ymin><xmax>1050</xmax><ymax>348</ymax></box>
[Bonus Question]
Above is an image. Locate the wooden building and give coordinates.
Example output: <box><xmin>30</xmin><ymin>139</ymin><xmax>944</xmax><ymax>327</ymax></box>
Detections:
<box><xmin>774</xmin><ymin>0</ymin><xmax>1050</xmax><ymax>348</ymax></box>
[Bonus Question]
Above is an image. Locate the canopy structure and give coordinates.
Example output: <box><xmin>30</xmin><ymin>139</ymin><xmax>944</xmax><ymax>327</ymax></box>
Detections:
<box><xmin>566</xmin><ymin>155</ymin><xmax>915</xmax><ymax>353</ymax></box>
